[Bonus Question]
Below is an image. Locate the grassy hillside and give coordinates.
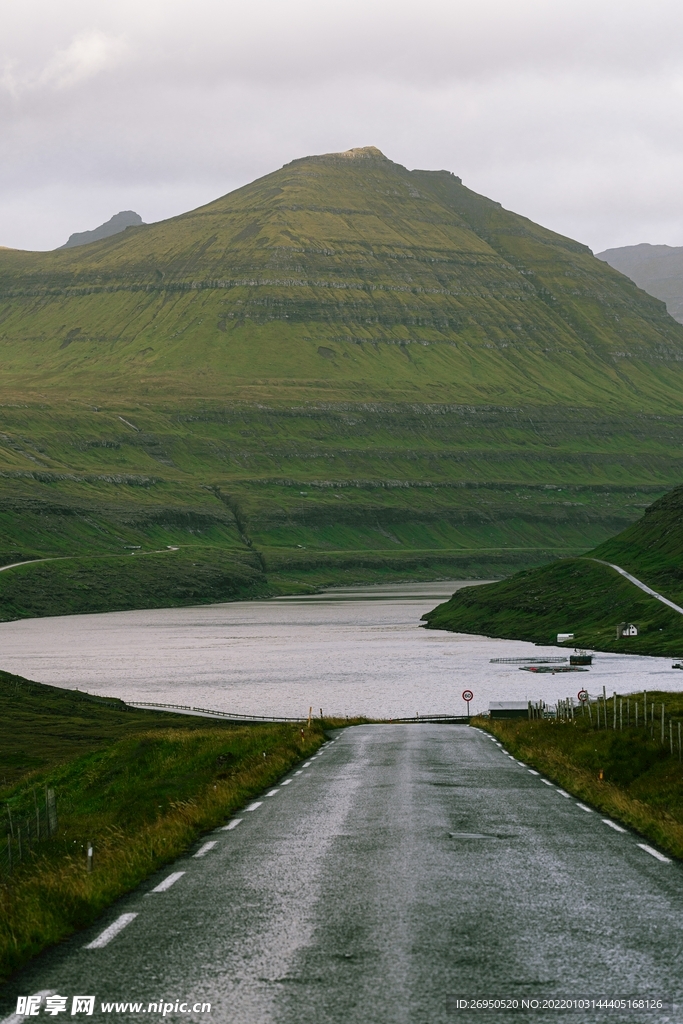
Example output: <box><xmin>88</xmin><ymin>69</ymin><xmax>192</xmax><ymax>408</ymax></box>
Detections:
<box><xmin>2</xmin><ymin>146</ymin><xmax>683</xmax><ymax>614</ymax></box>
<box><xmin>0</xmin><ymin>671</ymin><xmax>325</xmax><ymax>979</ymax></box>
<box><xmin>423</xmin><ymin>483</ymin><xmax>683</xmax><ymax>654</ymax></box>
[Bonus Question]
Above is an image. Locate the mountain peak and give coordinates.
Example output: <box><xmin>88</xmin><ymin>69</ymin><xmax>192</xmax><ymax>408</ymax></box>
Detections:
<box><xmin>333</xmin><ymin>146</ymin><xmax>387</xmax><ymax>160</ymax></box>
<box><xmin>285</xmin><ymin>145</ymin><xmax>391</xmax><ymax>169</ymax></box>
<box><xmin>58</xmin><ymin>210</ymin><xmax>144</xmax><ymax>250</ymax></box>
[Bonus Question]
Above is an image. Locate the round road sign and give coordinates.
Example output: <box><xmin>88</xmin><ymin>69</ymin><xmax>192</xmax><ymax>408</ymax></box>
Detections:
<box><xmin>462</xmin><ymin>689</ymin><xmax>474</xmax><ymax>702</ymax></box>
<box><xmin>577</xmin><ymin>689</ymin><xmax>589</xmax><ymax>702</ymax></box>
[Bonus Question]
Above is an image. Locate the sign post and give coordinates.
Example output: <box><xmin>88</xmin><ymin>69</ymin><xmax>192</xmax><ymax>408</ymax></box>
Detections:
<box><xmin>462</xmin><ymin>689</ymin><xmax>474</xmax><ymax>717</ymax></box>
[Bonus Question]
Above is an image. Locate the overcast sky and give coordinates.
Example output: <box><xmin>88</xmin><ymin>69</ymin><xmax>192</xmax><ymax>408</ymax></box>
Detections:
<box><xmin>2</xmin><ymin>0</ymin><xmax>683</xmax><ymax>252</ymax></box>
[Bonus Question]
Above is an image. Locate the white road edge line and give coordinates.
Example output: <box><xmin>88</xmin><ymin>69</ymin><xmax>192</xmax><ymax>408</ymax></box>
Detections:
<box><xmin>194</xmin><ymin>841</ymin><xmax>218</xmax><ymax>858</ymax></box>
<box><xmin>84</xmin><ymin>913</ymin><xmax>138</xmax><ymax>949</ymax></box>
<box><xmin>556</xmin><ymin>789</ymin><xmax>571</xmax><ymax>798</ymax></box>
<box><xmin>221</xmin><ymin>818</ymin><xmax>243</xmax><ymax>830</ymax></box>
<box><xmin>293</xmin><ymin>770</ymin><xmax>303</xmax><ymax>775</ymax></box>
<box><xmin>576</xmin><ymin>803</ymin><xmax>592</xmax><ymax>813</ymax></box>
<box><xmin>602</xmin><ymin>819</ymin><xmax>627</xmax><ymax>833</ymax></box>
<box><xmin>265</xmin><ymin>789</ymin><xmax>280</xmax><ymax>797</ymax></box>
<box><xmin>1</xmin><ymin>991</ymin><xmax>54</xmax><ymax>1024</ymax></box>
<box><xmin>541</xmin><ymin>780</ymin><xmax>553</xmax><ymax>786</ymax></box>
<box><xmin>528</xmin><ymin>770</ymin><xmax>539</xmax><ymax>776</ymax></box>
<box><xmin>302</xmin><ymin>761</ymin><xmax>312</xmax><ymax>767</ymax></box>
<box><xmin>245</xmin><ymin>801</ymin><xmax>263</xmax><ymax>811</ymax></box>
<box><xmin>150</xmin><ymin>871</ymin><xmax>185</xmax><ymax>893</ymax></box>
<box><xmin>638</xmin><ymin>843</ymin><xmax>671</xmax><ymax>863</ymax></box>
<box><xmin>280</xmin><ymin>779</ymin><xmax>292</xmax><ymax>786</ymax></box>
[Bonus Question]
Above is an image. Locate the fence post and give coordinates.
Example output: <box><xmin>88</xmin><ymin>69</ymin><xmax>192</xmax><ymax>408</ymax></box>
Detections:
<box><xmin>670</xmin><ymin>720</ymin><xmax>673</xmax><ymax>755</ymax></box>
<box><xmin>46</xmin><ymin>788</ymin><xmax>57</xmax><ymax>836</ymax></box>
<box><xmin>87</xmin><ymin>842</ymin><xmax>93</xmax><ymax>873</ymax></box>
<box><xmin>679</xmin><ymin>721</ymin><xmax>682</xmax><ymax>763</ymax></box>
<box><xmin>661</xmin><ymin>704</ymin><xmax>665</xmax><ymax>745</ymax></box>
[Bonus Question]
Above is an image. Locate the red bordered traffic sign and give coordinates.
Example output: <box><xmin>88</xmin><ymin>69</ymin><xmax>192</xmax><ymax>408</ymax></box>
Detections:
<box><xmin>577</xmin><ymin>689</ymin><xmax>589</xmax><ymax>702</ymax></box>
<box><xmin>462</xmin><ymin>689</ymin><xmax>474</xmax><ymax>702</ymax></box>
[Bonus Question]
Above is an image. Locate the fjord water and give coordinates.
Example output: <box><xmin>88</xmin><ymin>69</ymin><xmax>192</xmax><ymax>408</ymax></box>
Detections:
<box><xmin>0</xmin><ymin>582</ymin><xmax>681</xmax><ymax>718</ymax></box>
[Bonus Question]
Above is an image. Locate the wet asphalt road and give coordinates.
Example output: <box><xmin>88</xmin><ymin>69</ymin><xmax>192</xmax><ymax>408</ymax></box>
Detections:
<box><xmin>2</xmin><ymin>725</ymin><xmax>683</xmax><ymax>1024</ymax></box>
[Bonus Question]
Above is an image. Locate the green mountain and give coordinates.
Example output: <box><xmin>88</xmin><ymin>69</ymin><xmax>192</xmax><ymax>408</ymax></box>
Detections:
<box><xmin>423</xmin><ymin>483</ymin><xmax>683</xmax><ymax>655</ymax></box>
<box><xmin>1</xmin><ymin>146</ymin><xmax>683</xmax><ymax>618</ymax></box>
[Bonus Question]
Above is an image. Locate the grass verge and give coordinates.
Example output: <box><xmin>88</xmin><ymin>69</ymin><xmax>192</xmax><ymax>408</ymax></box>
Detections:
<box><xmin>0</xmin><ymin>672</ymin><xmax>327</xmax><ymax>982</ymax></box>
<box><xmin>474</xmin><ymin>692</ymin><xmax>683</xmax><ymax>860</ymax></box>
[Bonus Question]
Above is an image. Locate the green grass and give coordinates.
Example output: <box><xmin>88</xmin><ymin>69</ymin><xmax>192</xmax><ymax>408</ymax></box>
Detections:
<box><xmin>1</xmin><ymin>146</ymin><xmax>683</xmax><ymax>613</ymax></box>
<box><xmin>0</xmin><ymin>671</ymin><xmax>327</xmax><ymax>981</ymax></box>
<box><xmin>0</xmin><ymin>548</ymin><xmax>269</xmax><ymax>622</ymax></box>
<box><xmin>423</xmin><ymin>481</ymin><xmax>683</xmax><ymax>655</ymax></box>
<box><xmin>477</xmin><ymin>692</ymin><xmax>683</xmax><ymax>860</ymax></box>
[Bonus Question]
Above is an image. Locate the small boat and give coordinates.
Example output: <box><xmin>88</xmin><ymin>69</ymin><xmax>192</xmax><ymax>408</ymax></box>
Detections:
<box><xmin>570</xmin><ymin>654</ymin><xmax>592</xmax><ymax>666</ymax></box>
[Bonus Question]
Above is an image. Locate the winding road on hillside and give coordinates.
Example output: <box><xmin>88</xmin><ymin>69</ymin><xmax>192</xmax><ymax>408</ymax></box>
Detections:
<box><xmin>2</xmin><ymin>726</ymin><xmax>682</xmax><ymax>1024</ymax></box>
<box><xmin>589</xmin><ymin>559</ymin><xmax>683</xmax><ymax>616</ymax></box>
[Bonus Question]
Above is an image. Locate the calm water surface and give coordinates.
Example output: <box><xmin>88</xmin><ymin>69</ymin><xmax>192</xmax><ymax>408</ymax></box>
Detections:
<box><xmin>1</xmin><ymin>581</ymin><xmax>681</xmax><ymax>718</ymax></box>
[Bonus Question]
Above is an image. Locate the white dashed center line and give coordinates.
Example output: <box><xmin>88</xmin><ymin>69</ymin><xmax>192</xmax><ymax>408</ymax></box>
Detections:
<box><xmin>265</xmin><ymin>789</ymin><xmax>280</xmax><ymax>797</ymax></box>
<box><xmin>1</xmin><ymin>991</ymin><xmax>54</xmax><ymax>1024</ymax></box>
<box><xmin>150</xmin><ymin>871</ymin><xmax>185</xmax><ymax>893</ymax></box>
<box><xmin>194</xmin><ymin>841</ymin><xmax>218</xmax><ymax>858</ymax></box>
<box><xmin>602</xmin><ymin>819</ymin><xmax>627</xmax><ymax>833</ymax></box>
<box><xmin>221</xmin><ymin>818</ymin><xmax>243</xmax><ymax>830</ymax></box>
<box><xmin>302</xmin><ymin>761</ymin><xmax>312</xmax><ymax>767</ymax></box>
<box><xmin>294</xmin><ymin>770</ymin><xmax>303</xmax><ymax>775</ymax></box>
<box><xmin>280</xmin><ymin>779</ymin><xmax>292</xmax><ymax>786</ymax></box>
<box><xmin>245</xmin><ymin>801</ymin><xmax>263</xmax><ymax>811</ymax></box>
<box><xmin>84</xmin><ymin>913</ymin><xmax>138</xmax><ymax>949</ymax></box>
<box><xmin>638</xmin><ymin>844</ymin><xmax>671</xmax><ymax>863</ymax></box>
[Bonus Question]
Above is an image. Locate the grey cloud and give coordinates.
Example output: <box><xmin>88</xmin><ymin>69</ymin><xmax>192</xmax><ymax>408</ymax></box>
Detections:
<box><xmin>2</xmin><ymin>0</ymin><xmax>683</xmax><ymax>251</ymax></box>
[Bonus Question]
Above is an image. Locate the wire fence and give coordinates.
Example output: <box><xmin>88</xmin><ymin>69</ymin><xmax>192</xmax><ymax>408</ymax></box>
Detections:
<box><xmin>1</xmin><ymin>787</ymin><xmax>58</xmax><ymax>878</ymax></box>
<box><xmin>529</xmin><ymin>691</ymin><xmax>683</xmax><ymax>762</ymax></box>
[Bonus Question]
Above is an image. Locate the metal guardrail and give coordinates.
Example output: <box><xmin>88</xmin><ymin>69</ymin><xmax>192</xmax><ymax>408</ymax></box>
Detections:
<box><xmin>125</xmin><ymin>701</ymin><xmax>306</xmax><ymax>723</ymax></box>
<box><xmin>126</xmin><ymin>703</ymin><xmax>469</xmax><ymax>725</ymax></box>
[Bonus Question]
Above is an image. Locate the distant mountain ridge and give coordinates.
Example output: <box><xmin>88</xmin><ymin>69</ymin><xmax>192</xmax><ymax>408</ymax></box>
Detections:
<box><xmin>58</xmin><ymin>210</ymin><xmax>143</xmax><ymax>250</ymax></box>
<box><xmin>597</xmin><ymin>242</ymin><xmax>683</xmax><ymax>324</ymax></box>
